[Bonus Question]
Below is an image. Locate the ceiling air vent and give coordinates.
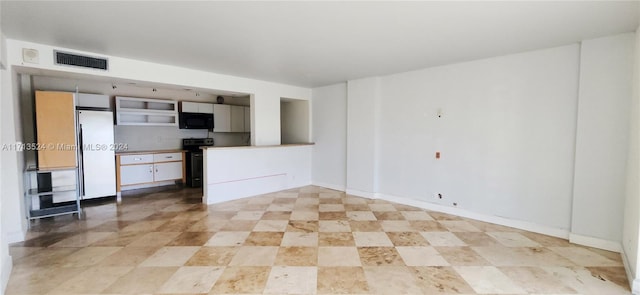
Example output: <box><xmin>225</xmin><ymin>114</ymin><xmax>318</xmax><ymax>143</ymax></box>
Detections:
<box><xmin>54</xmin><ymin>50</ymin><xmax>108</xmax><ymax>71</ymax></box>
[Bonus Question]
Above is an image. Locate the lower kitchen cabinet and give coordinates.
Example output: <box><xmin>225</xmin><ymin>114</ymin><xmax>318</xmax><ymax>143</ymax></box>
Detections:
<box><xmin>116</xmin><ymin>150</ymin><xmax>186</xmax><ymax>195</ymax></box>
<box><xmin>154</xmin><ymin>162</ymin><xmax>183</xmax><ymax>182</ymax></box>
<box><xmin>120</xmin><ymin>164</ymin><xmax>153</xmax><ymax>185</ymax></box>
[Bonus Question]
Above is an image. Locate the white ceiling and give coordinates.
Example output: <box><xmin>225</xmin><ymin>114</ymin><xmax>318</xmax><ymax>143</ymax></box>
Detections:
<box><xmin>2</xmin><ymin>1</ymin><xmax>639</xmax><ymax>88</ymax></box>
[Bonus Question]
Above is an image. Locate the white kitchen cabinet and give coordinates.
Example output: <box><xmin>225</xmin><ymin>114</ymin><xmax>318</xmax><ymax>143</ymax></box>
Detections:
<box><xmin>199</xmin><ymin>103</ymin><xmax>214</xmax><ymax>114</ymax></box>
<box><xmin>77</xmin><ymin>93</ymin><xmax>110</xmax><ymax>109</ymax></box>
<box><xmin>180</xmin><ymin>101</ymin><xmax>199</xmax><ymax>113</ymax></box>
<box><xmin>181</xmin><ymin>101</ymin><xmax>214</xmax><ymax>114</ymax></box>
<box><xmin>213</xmin><ymin>104</ymin><xmax>231</xmax><ymax>132</ymax></box>
<box><xmin>154</xmin><ymin>162</ymin><xmax>183</xmax><ymax>182</ymax></box>
<box><xmin>212</xmin><ymin>104</ymin><xmax>250</xmax><ymax>133</ymax></box>
<box><xmin>230</xmin><ymin>105</ymin><xmax>245</xmax><ymax>132</ymax></box>
<box><xmin>244</xmin><ymin>106</ymin><xmax>250</xmax><ymax>132</ymax></box>
<box><xmin>116</xmin><ymin>151</ymin><xmax>185</xmax><ymax>194</ymax></box>
<box><xmin>120</xmin><ymin>164</ymin><xmax>154</xmax><ymax>185</ymax></box>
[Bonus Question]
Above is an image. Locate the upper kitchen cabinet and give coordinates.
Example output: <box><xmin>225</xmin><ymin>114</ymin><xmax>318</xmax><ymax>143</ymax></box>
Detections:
<box><xmin>244</xmin><ymin>106</ymin><xmax>251</xmax><ymax>132</ymax></box>
<box><xmin>180</xmin><ymin>101</ymin><xmax>214</xmax><ymax>114</ymax></box>
<box><xmin>213</xmin><ymin>104</ymin><xmax>250</xmax><ymax>133</ymax></box>
<box><xmin>230</xmin><ymin>105</ymin><xmax>245</xmax><ymax>132</ymax></box>
<box><xmin>76</xmin><ymin>93</ymin><xmax>110</xmax><ymax>109</ymax></box>
<box><xmin>35</xmin><ymin>91</ymin><xmax>77</xmax><ymax>169</ymax></box>
<box><xmin>116</xmin><ymin>96</ymin><xmax>178</xmax><ymax>126</ymax></box>
<box><xmin>213</xmin><ymin>104</ymin><xmax>231</xmax><ymax>132</ymax></box>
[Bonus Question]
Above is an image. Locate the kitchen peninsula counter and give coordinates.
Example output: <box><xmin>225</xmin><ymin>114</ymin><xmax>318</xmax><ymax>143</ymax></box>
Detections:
<box><xmin>202</xmin><ymin>143</ymin><xmax>314</xmax><ymax>204</ymax></box>
<box><xmin>201</xmin><ymin>143</ymin><xmax>314</xmax><ymax>150</ymax></box>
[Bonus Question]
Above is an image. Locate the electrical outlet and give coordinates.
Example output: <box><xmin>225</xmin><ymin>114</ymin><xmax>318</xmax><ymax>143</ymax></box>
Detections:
<box><xmin>433</xmin><ymin>193</ymin><xmax>443</xmax><ymax>199</ymax></box>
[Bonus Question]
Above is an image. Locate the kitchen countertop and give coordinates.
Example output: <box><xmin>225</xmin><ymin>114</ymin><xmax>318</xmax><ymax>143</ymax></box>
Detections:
<box><xmin>201</xmin><ymin>143</ymin><xmax>314</xmax><ymax>151</ymax></box>
<box><xmin>115</xmin><ymin>149</ymin><xmax>186</xmax><ymax>155</ymax></box>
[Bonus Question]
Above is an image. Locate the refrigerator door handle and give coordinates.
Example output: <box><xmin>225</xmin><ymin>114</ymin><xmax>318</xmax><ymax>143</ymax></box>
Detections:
<box><xmin>78</xmin><ymin>124</ymin><xmax>85</xmax><ymax>197</ymax></box>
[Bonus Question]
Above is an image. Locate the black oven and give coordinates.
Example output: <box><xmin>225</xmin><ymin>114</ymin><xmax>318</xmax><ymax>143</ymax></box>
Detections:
<box><xmin>183</xmin><ymin>138</ymin><xmax>214</xmax><ymax>187</ymax></box>
<box><xmin>179</xmin><ymin>112</ymin><xmax>214</xmax><ymax>129</ymax></box>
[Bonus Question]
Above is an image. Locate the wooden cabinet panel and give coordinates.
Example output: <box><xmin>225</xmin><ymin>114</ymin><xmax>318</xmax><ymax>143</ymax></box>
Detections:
<box><xmin>35</xmin><ymin>91</ymin><xmax>77</xmax><ymax>169</ymax></box>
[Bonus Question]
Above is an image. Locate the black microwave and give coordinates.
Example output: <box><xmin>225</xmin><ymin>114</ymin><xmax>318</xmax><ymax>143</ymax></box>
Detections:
<box><xmin>179</xmin><ymin>112</ymin><xmax>214</xmax><ymax>129</ymax></box>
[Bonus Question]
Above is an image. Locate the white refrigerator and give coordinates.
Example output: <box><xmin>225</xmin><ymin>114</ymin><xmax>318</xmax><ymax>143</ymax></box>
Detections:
<box><xmin>78</xmin><ymin>110</ymin><xmax>117</xmax><ymax>199</ymax></box>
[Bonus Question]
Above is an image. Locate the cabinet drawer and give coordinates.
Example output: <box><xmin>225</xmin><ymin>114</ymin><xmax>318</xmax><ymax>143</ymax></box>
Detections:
<box><xmin>120</xmin><ymin>154</ymin><xmax>153</xmax><ymax>165</ymax></box>
<box><xmin>153</xmin><ymin>152</ymin><xmax>182</xmax><ymax>163</ymax></box>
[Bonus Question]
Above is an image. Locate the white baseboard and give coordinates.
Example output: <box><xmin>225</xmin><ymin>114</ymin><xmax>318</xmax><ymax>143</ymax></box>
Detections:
<box><xmin>288</xmin><ymin>180</ymin><xmax>312</xmax><ymax>190</ymax></box>
<box><xmin>5</xmin><ymin>230</ymin><xmax>24</xmax><ymax>244</ymax></box>
<box><xmin>621</xmin><ymin>248</ymin><xmax>638</xmax><ymax>294</ymax></box>
<box><xmin>120</xmin><ymin>180</ymin><xmax>178</xmax><ymax>191</ymax></box>
<box><xmin>569</xmin><ymin>233</ymin><xmax>621</xmax><ymax>253</ymax></box>
<box><xmin>311</xmin><ymin>181</ymin><xmax>345</xmax><ymax>192</ymax></box>
<box><xmin>633</xmin><ymin>278</ymin><xmax>640</xmax><ymax>295</ymax></box>
<box><xmin>206</xmin><ymin>174</ymin><xmax>288</xmax><ymax>205</ymax></box>
<box><xmin>377</xmin><ymin>193</ymin><xmax>569</xmax><ymax>239</ymax></box>
<box><xmin>345</xmin><ymin>189</ymin><xmax>376</xmax><ymax>199</ymax></box>
<box><xmin>322</xmin><ymin>186</ymin><xmax>630</xmax><ymax>253</ymax></box>
<box><xmin>1</xmin><ymin>254</ymin><xmax>12</xmax><ymax>295</ymax></box>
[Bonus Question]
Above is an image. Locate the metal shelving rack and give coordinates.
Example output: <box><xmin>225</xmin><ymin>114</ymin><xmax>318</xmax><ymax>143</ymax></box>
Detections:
<box><xmin>23</xmin><ymin>166</ymin><xmax>81</xmax><ymax>223</ymax></box>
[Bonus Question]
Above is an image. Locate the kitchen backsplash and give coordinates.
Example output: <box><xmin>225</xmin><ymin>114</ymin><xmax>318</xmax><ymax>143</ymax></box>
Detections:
<box><xmin>114</xmin><ymin>126</ymin><xmax>207</xmax><ymax>151</ymax></box>
<box><xmin>114</xmin><ymin>126</ymin><xmax>249</xmax><ymax>151</ymax></box>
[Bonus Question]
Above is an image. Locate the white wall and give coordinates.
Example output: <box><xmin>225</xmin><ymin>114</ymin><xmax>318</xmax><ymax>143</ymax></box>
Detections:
<box><xmin>346</xmin><ymin>77</ymin><xmax>381</xmax><ymax>198</ymax></box>
<box><xmin>376</xmin><ymin>45</ymin><xmax>580</xmax><ymax>232</ymax></box>
<box><xmin>623</xmin><ymin>24</ymin><xmax>640</xmax><ymax>294</ymax></box>
<box><xmin>0</xmin><ymin>7</ymin><xmax>11</xmax><ymax>292</ymax></box>
<box><xmin>281</xmin><ymin>99</ymin><xmax>310</xmax><ymax>144</ymax></box>
<box><xmin>1</xmin><ymin>68</ymin><xmax>26</xmax><ymax>244</ymax></box>
<box><xmin>311</xmin><ymin>83</ymin><xmax>347</xmax><ymax>190</ymax></box>
<box><xmin>572</xmin><ymin>33</ymin><xmax>635</xmax><ymax>249</ymax></box>
<box><xmin>1</xmin><ymin>68</ymin><xmax>25</xmax><ymax>295</ymax></box>
<box><xmin>203</xmin><ymin>145</ymin><xmax>312</xmax><ymax>204</ymax></box>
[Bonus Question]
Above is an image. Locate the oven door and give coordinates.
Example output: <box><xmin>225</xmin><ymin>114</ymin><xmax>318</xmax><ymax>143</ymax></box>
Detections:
<box><xmin>186</xmin><ymin>151</ymin><xmax>204</xmax><ymax>187</ymax></box>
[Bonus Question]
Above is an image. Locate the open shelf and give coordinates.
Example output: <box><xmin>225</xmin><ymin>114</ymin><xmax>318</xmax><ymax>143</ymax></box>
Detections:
<box><xmin>116</xmin><ymin>96</ymin><xmax>178</xmax><ymax>126</ymax></box>
<box><xmin>24</xmin><ymin>167</ymin><xmax>81</xmax><ymax>223</ymax></box>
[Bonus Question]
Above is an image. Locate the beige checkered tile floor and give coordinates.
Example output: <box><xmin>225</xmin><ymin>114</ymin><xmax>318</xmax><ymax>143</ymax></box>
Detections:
<box><xmin>6</xmin><ymin>185</ymin><xmax>630</xmax><ymax>294</ymax></box>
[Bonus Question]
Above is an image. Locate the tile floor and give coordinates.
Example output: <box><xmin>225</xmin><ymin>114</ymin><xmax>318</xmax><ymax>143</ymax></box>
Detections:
<box><xmin>5</xmin><ymin>185</ymin><xmax>631</xmax><ymax>294</ymax></box>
